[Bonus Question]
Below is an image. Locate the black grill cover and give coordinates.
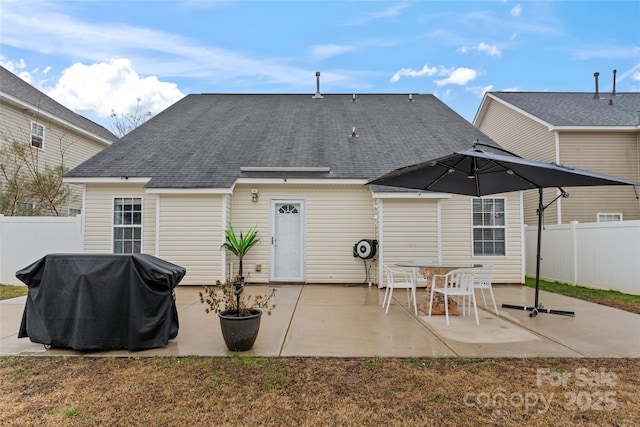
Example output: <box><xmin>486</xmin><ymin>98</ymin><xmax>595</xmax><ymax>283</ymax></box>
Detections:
<box><xmin>16</xmin><ymin>254</ymin><xmax>186</xmax><ymax>351</ymax></box>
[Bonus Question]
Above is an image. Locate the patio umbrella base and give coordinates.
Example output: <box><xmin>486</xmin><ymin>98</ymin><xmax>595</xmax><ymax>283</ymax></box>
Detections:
<box><xmin>501</xmin><ymin>304</ymin><xmax>575</xmax><ymax>317</ymax></box>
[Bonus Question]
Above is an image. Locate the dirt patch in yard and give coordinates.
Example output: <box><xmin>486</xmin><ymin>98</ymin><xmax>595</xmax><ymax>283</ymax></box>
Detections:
<box><xmin>1</xmin><ymin>357</ymin><xmax>638</xmax><ymax>426</ymax></box>
<box><xmin>589</xmin><ymin>299</ymin><xmax>640</xmax><ymax>315</ymax></box>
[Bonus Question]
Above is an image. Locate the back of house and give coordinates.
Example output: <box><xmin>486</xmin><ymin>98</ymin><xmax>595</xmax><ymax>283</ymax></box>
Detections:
<box><xmin>66</xmin><ymin>90</ymin><xmax>525</xmax><ymax>286</ymax></box>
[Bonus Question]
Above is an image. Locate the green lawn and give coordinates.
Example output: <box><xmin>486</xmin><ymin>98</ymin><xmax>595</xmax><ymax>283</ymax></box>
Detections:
<box><xmin>524</xmin><ymin>277</ymin><xmax>640</xmax><ymax>304</ymax></box>
<box><xmin>0</xmin><ymin>284</ymin><xmax>28</xmax><ymax>301</ymax></box>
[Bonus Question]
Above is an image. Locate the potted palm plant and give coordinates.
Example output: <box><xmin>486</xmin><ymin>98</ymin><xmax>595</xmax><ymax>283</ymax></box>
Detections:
<box><xmin>221</xmin><ymin>223</ymin><xmax>260</xmax><ymax>279</ymax></box>
<box><xmin>199</xmin><ymin>224</ymin><xmax>275</xmax><ymax>351</ymax></box>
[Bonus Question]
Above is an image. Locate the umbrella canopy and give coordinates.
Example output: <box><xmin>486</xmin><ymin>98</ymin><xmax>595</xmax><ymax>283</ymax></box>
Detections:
<box><xmin>369</xmin><ymin>146</ymin><xmax>639</xmax><ymax>317</ymax></box>
<box><xmin>369</xmin><ymin>147</ymin><xmax>640</xmax><ymax>196</ymax></box>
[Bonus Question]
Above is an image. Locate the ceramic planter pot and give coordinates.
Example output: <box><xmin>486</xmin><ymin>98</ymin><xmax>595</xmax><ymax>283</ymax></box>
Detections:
<box><xmin>218</xmin><ymin>308</ymin><xmax>262</xmax><ymax>351</ymax></box>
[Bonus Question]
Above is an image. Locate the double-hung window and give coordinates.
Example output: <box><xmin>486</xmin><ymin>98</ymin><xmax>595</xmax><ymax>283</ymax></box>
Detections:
<box><xmin>113</xmin><ymin>197</ymin><xmax>142</xmax><ymax>253</ymax></box>
<box><xmin>472</xmin><ymin>198</ymin><xmax>506</xmax><ymax>256</ymax></box>
<box><xmin>31</xmin><ymin>121</ymin><xmax>44</xmax><ymax>149</ymax></box>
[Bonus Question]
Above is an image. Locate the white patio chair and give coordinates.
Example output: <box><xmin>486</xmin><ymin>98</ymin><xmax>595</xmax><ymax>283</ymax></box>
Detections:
<box><xmin>428</xmin><ymin>268</ymin><xmax>479</xmax><ymax>326</ymax></box>
<box><xmin>471</xmin><ymin>264</ymin><xmax>498</xmax><ymax>315</ymax></box>
<box><xmin>382</xmin><ymin>264</ymin><xmax>417</xmax><ymax>315</ymax></box>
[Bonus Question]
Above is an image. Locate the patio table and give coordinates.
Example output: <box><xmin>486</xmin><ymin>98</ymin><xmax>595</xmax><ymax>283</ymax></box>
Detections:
<box><xmin>395</xmin><ymin>262</ymin><xmax>481</xmax><ymax>315</ymax></box>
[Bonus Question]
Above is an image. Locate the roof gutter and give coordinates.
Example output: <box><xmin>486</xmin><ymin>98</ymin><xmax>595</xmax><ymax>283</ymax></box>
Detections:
<box><xmin>240</xmin><ymin>166</ymin><xmax>331</xmax><ymax>172</ymax></box>
<box><xmin>0</xmin><ymin>92</ymin><xmax>114</xmax><ymax>147</ymax></box>
<box><xmin>549</xmin><ymin>125</ymin><xmax>640</xmax><ymax>132</ymax></box>
<box><xmin>63</xmin><ymin>177</ymin><xmax>151</xmax><ymax>184</ymax></box>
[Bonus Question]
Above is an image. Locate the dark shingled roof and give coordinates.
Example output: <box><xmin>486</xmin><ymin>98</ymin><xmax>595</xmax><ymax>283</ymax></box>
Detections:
<box><xmin>489</xmin><ymin>92</ymin><xmax>640</xmax><ymax>127</ymax></box>
<box><xmin>0</xmin><ymin>66</ymin><xmax>117</xmax><ymax>143</ymax></box>
<box><xmin>66</xmin><ymin>93</ymin><xmax>495</xmax><ymax>189</ymax></box>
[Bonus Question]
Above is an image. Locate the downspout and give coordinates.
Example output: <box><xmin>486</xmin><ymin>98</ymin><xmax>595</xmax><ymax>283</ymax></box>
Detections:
<box><xmin>81</xmin><ymin>185</ymin><xmax>86</xmax><ymax>252</ymax></box>
<box><xmin>373</xmin><ymin>197</ymin><xmax>381</xmax><ymax>287</ymax></box>
<box><xmin>378</xmin><ymin>199</ymin><xmax>384</xmax><ymax>288</ymax></box>
<box><xmin>554</xmin><ymin>131</ymin><xmax>563</xmax><ymax>224</ymax></box>
<box><xmin>436</xmin><ymin>199</ymin><xmax>442</xmax><ymax>264</ymax></box>
<box><xmin>155</xmin><ymin>195</ymin><xmax>160</xmax><ymax>257</ymax></box>
<box><xmin>637</xmin><ymin>131</ymin><xmax>640</xmax><ymax>215</ymax></box>
<box><xmin>221</xmin><ymin>195</ymin><xmax>228</xmax><ymax>282</ymax></box>
<box><xmin>519</xmin><ymin>191</ymin><xmax>526</xmax><ymax>284</ymax></box>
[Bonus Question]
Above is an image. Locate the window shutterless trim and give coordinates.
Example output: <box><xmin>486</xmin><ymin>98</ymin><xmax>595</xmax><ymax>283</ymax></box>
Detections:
<box><xmin>112</xmin><ymin>196</ymin><xmax>143</xmax><ymax>254</ymax></box>
<box><xmin>30</xmin><ymin>120</ymin><xmax>44</xmax><ymax>150</ymax></box>
<box><xmin>471</xmin><ymin>197</ymin><xmax>507</xmax><ymax>257</ymax></box>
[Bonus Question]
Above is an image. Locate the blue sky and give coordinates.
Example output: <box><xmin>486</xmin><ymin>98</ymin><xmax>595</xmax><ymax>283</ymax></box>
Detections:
<box><xmin>1</xmin><ymin>1</ymin><xmax>639</xmax><ymax>132</ymax></box>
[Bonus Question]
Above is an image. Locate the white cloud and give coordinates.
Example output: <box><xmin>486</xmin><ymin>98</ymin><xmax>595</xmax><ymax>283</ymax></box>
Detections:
<box><xmin>477</xmin><ymin>42</ymin><xmax>502</xmax><ymax>57</ymax></box>
<box><xmin>0</xmin><ymin>57</ymin><xmax>39</xmax><ymax>85</ymax></box>
<box><xmin>0</xmin><ymin>2</ymin><xmax>356</xmax><ymax>91</ymax></box>
<box><xmin>345</xmin><ymin>3</ymin><xmax>410</xmax><ymax>25</ymax></box>
<box><xmin>434</xmin><ymin>88</ymin><xmax>453</xmax><ymax>102</ymax></box>
<box><xmin>574</xmin><ymin>46</ymin><xmax>640</xmax><ymax>60</ymax></box>
<box><xmin>46</xmin><ymin>59</ymin><xmax>185</xmax><ymax>119</ymax></box>
<box><xmin>390</xmin><ymin>64</ymin><xmax>438</xmax><ymax>83</ymax></box>
<box><xmin>466</xmin><ymin>84</ymin><xmax>494</xmax><ymax>98</ymax></box>
<box><xmin>310</xmin><ymin>44</ymin><xmax>355</xmax><ymax>60</ymax></box>
<box><xmin>511</xmin><ymin>5</ymin><xmax>522</xmax><ymax>17</ymax></box>
<box><xmin>391</xmin><ymin>64</ymin><xmax>480</xmax><ymax>87</ymax></box>
<box><xmin>0</xmin><ymin>57</ymin><xmax>26</xmax><ymax>72</ymax></box>
<box><xmin>502</xmin><ymin>87</ymin><xmax>519</xmax><ymax>92</ymax></box>
<box><xmin>459</xmin><ymin>42</ymin><xmax>502</xmax><ymax>57</ymax></box>
<box><xmin>434</xmin><ymin>68</ymin><xmax>477</xmax><ymax>86</ymax></box>
<box><xmin>616</xmin><ymin>63</ymin><xmax>640</xmax><ymax>83</ymax></box>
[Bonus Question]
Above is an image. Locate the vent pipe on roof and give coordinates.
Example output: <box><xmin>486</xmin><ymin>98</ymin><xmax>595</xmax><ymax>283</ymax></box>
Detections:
<box><xmin>313</xmin><ymin>71</ymin><xmax>323</xmax><ymax>99</ymax></box>
<box><xmin>593</xmin><ymin>72</ymin><xmax>600</xmax><ymax>99</ymax></box>
<box><xmin>408</xmin><ymin>93</ymin><xmax>414</xmax><ymax>102</ymax></box>
<box><xmin>612</xmin><ymin>69</ymin><xmax>617</xmax><ymax>96</ymax></box>
<box><xmin>352</xmin><ymin>94</ymin><xmax>357</xmax><ymax>102</ymax></box>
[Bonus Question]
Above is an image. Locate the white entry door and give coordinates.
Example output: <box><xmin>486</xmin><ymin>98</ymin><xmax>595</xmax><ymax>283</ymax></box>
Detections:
<box><xmin>271</xmin><ymin>201</ymin><xmax>304</xmax><ymax>281</ymax></box>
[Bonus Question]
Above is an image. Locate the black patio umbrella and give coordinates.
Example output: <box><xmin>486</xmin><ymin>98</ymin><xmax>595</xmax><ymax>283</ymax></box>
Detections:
<box><xmin>369</xmin><ymin>144</ymin><xmax>640</xmax><ymax>317</ymax></box>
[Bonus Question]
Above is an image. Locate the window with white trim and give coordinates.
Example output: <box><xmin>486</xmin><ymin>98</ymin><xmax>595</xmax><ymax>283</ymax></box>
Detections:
<box><xmin>113</xmin><ymin>197</ymin><xmax>142</xmax><ymax>253</ymax></box>
<box><xmin>597</xmin><ymin>213</ymin><xmax>622</xmax><ymax>222</ymax></box>
<box><xmin>30</xmin><ymin>121</ymin><xmax>44</xmax><ymax>149</ymax></box>
<box><xmin>472</xmin><ymin>198</ymin><xmax>506</xmax><ymax>256</ymax></box>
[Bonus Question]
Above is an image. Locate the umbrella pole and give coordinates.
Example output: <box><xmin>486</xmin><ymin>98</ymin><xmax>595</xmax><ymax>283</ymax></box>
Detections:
<box><xmin>502</xmin><ymin>187</ymin><xmax>575</xmax><ymax>317</ymax></box>
<box><xmin>534</xmin><ymin>187</ymin><xmax>543</xmax><ymax>308</ymax></box>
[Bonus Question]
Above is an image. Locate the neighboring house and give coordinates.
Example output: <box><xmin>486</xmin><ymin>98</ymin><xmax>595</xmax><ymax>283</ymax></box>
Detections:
<box><xmin>65</xmin><ymin>89</ymin><xmax>525</xmax><ymax>286</ymax></box>
<box><xmin>0</xmin><ymin>66</ymin><xmax>117</xmax><ymax>216</ymax></box>
<box><xmin>474</xmin><ymin>90</ymin><xmax>640</xmax><ymax>226</ymax></box>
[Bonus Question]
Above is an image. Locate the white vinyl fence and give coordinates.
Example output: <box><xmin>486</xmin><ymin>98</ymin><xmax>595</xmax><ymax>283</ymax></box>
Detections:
<box><xmin>0</xmin><ymin>215</ymin><xmax>83</xmax><ymax>285</ymax></box>
<box><xmin>525</xmin><ymin>220</ymin><xmax>640</xmax><ymax>296</ymax></box>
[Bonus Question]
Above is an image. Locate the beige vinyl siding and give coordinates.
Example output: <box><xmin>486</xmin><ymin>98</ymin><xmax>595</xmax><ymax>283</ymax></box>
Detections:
<box><xmin>1</xmin><ymin>103</ymin><xmax>107</xmax><ymax>215</ymax></box>
<box><xmin>159</xmin><ymin>194</ymin><xmax>223</xmax><ymax>285</ymax></box>
<box><xmin>477</xmin><ymin>98</ymin><xmax>559</xmax><ymax>225</ymax></box>
<box><xmin>84</xmin><ymin>184</ymin><xmax>156</xmax><ymax>254</ymax></box>
<box><xmin>558</xmin><ymin>131</ymin><xmax>640</xmax><ymax>222</ymax></box>
<box><xmin>379</xmin><ymin>199</ymin><xmax>438</xmax><ymax>267</ymax></box>
<box><xmin>230</xmin><ymin>184</ymin><xmax>375</xmax><ymax>284</ymax></box>
<box><xmin>440</xmin><ymin>194</ymin><xmax>522</xmax><ymax>284</ymax></box>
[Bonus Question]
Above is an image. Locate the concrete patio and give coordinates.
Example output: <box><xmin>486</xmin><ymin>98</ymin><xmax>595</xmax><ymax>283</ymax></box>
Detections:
<box><xmin>1</xmin><ymin>284</ymin><xmax>638</xmax><ymax>358</ymax></box>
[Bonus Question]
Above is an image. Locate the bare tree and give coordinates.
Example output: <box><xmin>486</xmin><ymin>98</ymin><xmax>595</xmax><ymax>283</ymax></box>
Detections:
<box><xmin>109</xmin><ymin>97</ymin><xmax>152</xmax><ymax>137</ymax></box>
<box><xmin>0</xmin><ymin>125</ymin><xmax>73</xmax><ymax>216</ymax></box>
